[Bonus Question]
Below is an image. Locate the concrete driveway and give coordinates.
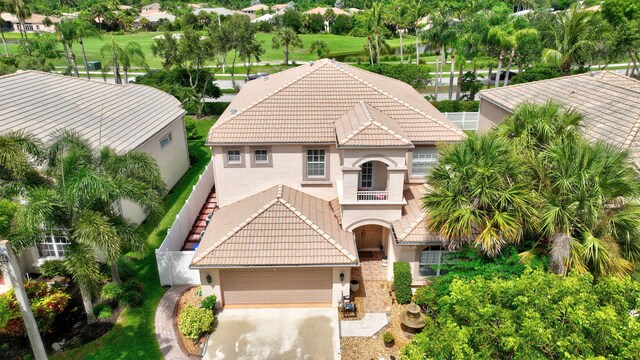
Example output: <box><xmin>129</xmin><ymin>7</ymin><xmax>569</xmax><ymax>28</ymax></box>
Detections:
<box><xmin>204</xmin><ymin>307</ymin><xmax>340</xmax><ymax>360</ymax></box>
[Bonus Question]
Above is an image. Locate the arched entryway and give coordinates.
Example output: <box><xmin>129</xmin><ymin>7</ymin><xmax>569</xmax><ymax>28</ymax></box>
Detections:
<box><xmin>350</xmin><ymin>223</ymin><xmax>390</xmax><ymax>313</ymax></box>
<box><xmin>353</xmin><ymin>224</ymin><xmax>388</xmax><ymax>251</ymax></box>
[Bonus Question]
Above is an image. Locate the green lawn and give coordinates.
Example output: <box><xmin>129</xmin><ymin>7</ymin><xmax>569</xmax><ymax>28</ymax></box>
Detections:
<box><xmin>52</xmin><ymin>117</ymin><xmax>216</xmax><ymax>360</ymax></box>
<box><xmin>3</xmin><ymin>31</ymin><xmax>414</xmax><ymax>70</ymax></box>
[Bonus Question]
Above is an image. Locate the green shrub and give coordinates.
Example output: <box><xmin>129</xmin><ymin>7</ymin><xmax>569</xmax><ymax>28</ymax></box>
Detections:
<box><xmin>39</xmin><ymin>259</ymin><xmax>68</xmax><ymax>278</ymax></box>
<box><xmin>510</xmin><ymin>64</ymin><xmax>562</xmax><ymax>85</ymax></box>
<box><xmin>201</xmin><ymin>295</ymin><xmax>217</xmax><ymax>310</ymax></box>
<box><xmin>402</xmin><ymin>270</ymin><xmax>640</xmax><ymax>359</ymax></box>
<box><xmin>393</xmin><ymin>262</ymin><xmax>412</xmax><ymax>304</ymax></box>
<box><xmin>123</xmin><ymin>278</ymin><xmax>144</xmax><ymax>293</ymax></box>
<box><xmin>383</xmin><ymin>330</ymin><xmax>394</xmax><ymax>343</ymax></box>
<box><xmin>98</xmin><ymin>307</ymin><xmax>113</xmax><ymax>319</ymax></box>
<box><xmin>119</xmin><ymin>291</ymin><xmax>143</xmax><ymax>308</ymax></box>
<box><xmin>356</xmin><ymin>64</ymin><xmax>432</xmax><ymax>89</ymax></box>
<box><xmin>178</xmin><ymin>305</ymin><xmax>214</xmax><ymax>341</ymax></box>
<box><xmin>93</xmin><ymin>303</ymin><xmax>107</xmax><ymax>316</ymax></box>
<box><xmin>201</xmin><ymin>102</ymin><xmax>230</xmax><ymax>116</ymax></box>
<box><xmin>101</xmin><ymin>283</ymin><xmax>125</xmax><ymax>302</ymax></box>
<box><xmin>429</xmin><ymin>100</ymin><xmax>480</xmax><ymax>113</ymax></box>
<box><xmin>185</xmin><ymin>120</ymin><xmax>199</xmax><ymax>140</ymax></box>
<box><xmin>413</xmin><ymin>286</ymin><xmax>436</xmax><ymax>308</ymax></box>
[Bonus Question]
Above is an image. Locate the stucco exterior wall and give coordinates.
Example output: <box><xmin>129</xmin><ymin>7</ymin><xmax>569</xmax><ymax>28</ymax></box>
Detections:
<box><xmin>477</xmin><ymin>98</ymin><xmax>512</xmax><ymax>134</ymax></box>
<box><xmin>121</xmin><ymin>116</ymin><xmax>190</xmax><ymax>224</ymax></box>
<box><xmin>212</xmin><ymin>144</ymin><xmax>341</xmax><ymax>207</ymax></box>
<box><xmin>341</xmin><ymin>204</ymin><xmax>404</xmax><ymax>232</ymax></box>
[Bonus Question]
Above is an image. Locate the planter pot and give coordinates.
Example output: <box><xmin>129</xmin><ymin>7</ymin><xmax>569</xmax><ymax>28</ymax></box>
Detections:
<box><xmin>350</xmin><ymin>280</ymin><xmax>360</xmax><ymax>293</ymax></box>
<box><xmin>384</xmin><ymin>340</ymin><xmax>395</xmax><ymax>347</ymax></box>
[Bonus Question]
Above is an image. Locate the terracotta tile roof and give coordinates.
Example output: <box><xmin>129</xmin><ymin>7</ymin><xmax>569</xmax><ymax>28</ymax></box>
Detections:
<box><xmin>479</xmin><ymin>71</ymin><xmax>640</xmax><ymax>164</ymax></box>
<box><xmin>335</xmin><ymin>101</ymin><xmax>413</xmax><ymax>147</ymax></box>
<box><xmin>392</xmin><ymin>185</ymin><xmax>477</xmax><ymax>245</ymax></box>
<box><xmin>208</xmin><ymin>59</ymin><xmax>465</xmax><ymax>145</ymax></box>
<box><xmin>191</xmin><ymin>185</ymin><xmax>358</xmax><ymax>267</ymax></box>
<box><xmin>305</xmin><ymin>7</ymin><xmax>352</xmax><ymax>16</ymax></box>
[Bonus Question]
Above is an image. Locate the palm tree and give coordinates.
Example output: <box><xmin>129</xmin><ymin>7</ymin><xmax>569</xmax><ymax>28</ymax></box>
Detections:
<box><xmin>55</xmin><ymin>19</ymin><xmax>80</xmax><ymax>77</ymax></box>
<box><xmin>542</xmin><ymin>3</ymin><xmax>595</xmax><ymax>75</ymax></box>
<box><xmin>74</xmin><ymin>20</ymin><xmax>100</xmax><ymax>79</ymax></box>
<box><xmin>7</xmin><ymin>0</ymin><xmax>30</xmax><ymax>40</ymax></box>
<box><xmin>390</xmin><ymin>1</ymin><xmax>410</xmax><ymax>64</ymax></box>
<box><xmin>101</xmin><ymin>39</ymin><xmax>147</xmax><ymax>84</ymax></box>
<box><xmin>487</xmin><ymin>26</ymin><xmax>514</xmax><ymax>88</ymax></box>
<box><xmin>422</xmin><ymin>134</ymin><xmax>535</xmax><ymax>256</ymax></box>
<box><xmin>0</xmin><ymin>131</ymin><xmax>43</xmax><ymax>188</ymax></box>
<box><xmin>271</xmin><ymin>27</ymin><xmax>302</xmax><ymax>66</ymax></box>
<box><xmin>423</xmin><ymin>15</ymin><xmax>449</xmax><ymax>99</ymax></box>
<box><xmin>409</xmin><ymin>0</ymin><xmax>428</xmax><ymax>66</ymax></box>
<box><xmin>20</xmin><ymin>130</ymin><xmax>164</xmax><ymax>320</ymax></box>
<box><xmin>0</xmin><ymin>1</ymin><xmax>10</xmax><ymax>57</ymax></box>
<box><xmin>367</xmin><ymin>2</ymin><xmax>384</xmax><ymax>65</ymax></box>
<box><xmin>494</xmin><ymin>102</ymin><xmax>640</xmax><ymax>277</ymax></box>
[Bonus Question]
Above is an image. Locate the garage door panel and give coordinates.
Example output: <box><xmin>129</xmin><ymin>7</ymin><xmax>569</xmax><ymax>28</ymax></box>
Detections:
<box><xmin>221</xmin><ymin>268</ymin><xmax>332</xmax><ymax>305</ymax></box>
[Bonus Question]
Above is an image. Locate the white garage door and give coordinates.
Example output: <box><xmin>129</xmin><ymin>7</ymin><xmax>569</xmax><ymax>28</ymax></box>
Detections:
<box><xmin>220</xmin><ymin>268</ymin><xmax>332</xmax><ymax>305</ymax></box>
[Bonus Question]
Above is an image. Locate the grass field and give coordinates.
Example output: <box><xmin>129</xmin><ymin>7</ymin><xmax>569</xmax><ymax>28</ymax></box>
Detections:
<box><xmin>52</xmin><ymin>117</ymin><xmax>216</xmax><ymax>360</ymax></box>
<box><xmin>3</xmin><ymin>31</ymin><xmax>415</xmax><ymax>69</ymax></box>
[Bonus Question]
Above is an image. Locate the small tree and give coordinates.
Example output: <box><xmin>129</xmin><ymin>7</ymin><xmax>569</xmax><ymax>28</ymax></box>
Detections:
<box><xmin>308</xmin><ymin>40</ymin><xmax>330</xmax><ymax>59</ymax></box>
<box><xmin>272</xmin><ymin>27</ymin><xmax>303</xmax><ymax>65</ymax></box>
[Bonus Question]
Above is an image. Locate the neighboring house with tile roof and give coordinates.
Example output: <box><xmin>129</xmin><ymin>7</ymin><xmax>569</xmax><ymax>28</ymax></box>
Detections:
<box><xmin>478</xmin><ymin>71</ymin><xmax>640</xmax><ymax>166</ymax></box>
<box><xmin>1</xmin><ymin>12</ymin><xmax>60</xmax><ymax>33</ymax></box>
<box><xmin>0</xmin><ymin>70</ymin><xmax>188</xmax><ymax>282</ymax></box>
<box><xmin>191</xmin><ymin>59</ymin><xmax>466</xmax><ymax>308</ymax></box>
<box><xmin>241</xmin><ymin>3</ymin><xmax>269</xmax><ymax>14</ymax></box>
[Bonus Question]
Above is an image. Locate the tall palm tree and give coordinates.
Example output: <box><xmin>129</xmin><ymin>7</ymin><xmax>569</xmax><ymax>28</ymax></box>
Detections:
<box><xmin>101</xmin><ymin>39</ymin><xmax>147</xmax><ymax>84</ymax></box>
<box><xmin>367</xmin><ymin>2</ymin><xmax>384</xmax><ymax>65</ymax></box>
<box><xmin>21</xmin><ymin>130</ymin><xmax>165</xmax><ymax>320</ymax></box>
<box><xmin>409</xmin><ymin>0</ymin><xmax>428</xmax><ymax>66</ymax></box>
<box><xmin>0</xmin><ymin>1</ymin><xmax>10</xmax><ymax>57</ymax></box>
<box><xmin>74</xmin><ymin>20</ymin><xmax>99</xmax><ymax>79</ymax></box>
<box><xmin>422</xmin><ymin>134</ymin><xmax>536</xmax><ymax>256</ymax></box>
<box><xmin>487</xmin><ymin>26</ymin><xmax>514</xmax><ymax>88</ymax></box>
<box><xmin>542</xmin><ymin>3</ymin><xmax>595</xmax><ymax>75</ymax></box>
<box><xmin>271</xmin><ymin>27</ymin><xmax>303</xmax><ymax>66</ymax></box>
<box><xmin>390</xmin><ymin>0</ymin><xmax>410</xmax><ymax>64</ymax></box>
<box><xmin>8</xmin><ymin>0</ymin><xmax>30</xmax><ymax>40</ymax></box>
<box><xmin>55</xmin><ymin>19</ymin><xmax>79</xmax><ymax>77</ymax></box>
<box><xmin>423</xmin><ymin>15</ymin><xmax>449</xmax><ymax>99</ymax></box>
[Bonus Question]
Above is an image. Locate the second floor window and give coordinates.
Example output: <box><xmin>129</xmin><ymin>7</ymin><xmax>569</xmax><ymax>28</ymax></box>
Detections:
<box><xmin>38</xmin><ymin>231</ymin><xmax>70</xmax><ymax>259</ymax></box>
<box><xmin>254</xmin><ymin>149</ymin><xmax>269</xmax><ymax>164</ymax></box>
<box><xmin>227</xmin><ymin>149</ymin><xmax>241</xmax><ymax>164</ymax></box>
<box><xmin>412</xmin><ymin>147</ymin><xmax>438</xmax><ymax>177</ymax></box>
<box><xmin>359</xmin><ymin>161</ymin><xmax>373</xmax><ymax>189</ymax></box>
<box><xmin>307</xmin><ymin>149</ymin><xmax>326</xmax><ymax>178</ymax></box>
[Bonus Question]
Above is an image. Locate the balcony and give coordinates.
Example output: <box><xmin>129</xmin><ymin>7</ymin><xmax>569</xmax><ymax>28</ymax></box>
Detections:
<box><xmin>357</xmin><ymin>190</ymin><xmax>389</xmax><ymax>201</ymax></box>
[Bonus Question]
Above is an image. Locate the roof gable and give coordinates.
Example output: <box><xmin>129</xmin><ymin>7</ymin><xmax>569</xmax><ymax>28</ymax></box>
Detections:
<box><xmin>192</xmin><ymin>185</ymin><xmax>358</xmax><ymax>267</ymax></box>
<box><xmin>208</xmin><ymin>59</ymin><xmax>464</xmax><ymax>145</ymax></box>
<box><xmin>336</xmin><ymin>101</ymin><xmax>413</xmax><ymax>147</ymax></box>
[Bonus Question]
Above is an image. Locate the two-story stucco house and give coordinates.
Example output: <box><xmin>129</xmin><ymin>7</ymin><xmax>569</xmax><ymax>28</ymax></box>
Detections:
<box><xmin>190</xmin><ymin>59</ymin><xmax>466</xmax><ymax>307</ymax></box>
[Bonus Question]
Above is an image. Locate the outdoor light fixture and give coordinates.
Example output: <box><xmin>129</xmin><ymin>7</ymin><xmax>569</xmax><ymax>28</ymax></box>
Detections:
<box><xmin>206</xmin><ymin>274</ymin><xmax>212</xmax><ymax>284</ymax></box>
<box><xmin>339</xmin><ymin>272</ymin><xmax>345</xmax><ymax>282</ymax></box>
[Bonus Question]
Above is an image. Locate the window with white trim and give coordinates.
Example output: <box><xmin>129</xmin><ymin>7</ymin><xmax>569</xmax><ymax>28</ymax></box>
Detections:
<box><xmin>38</xmin><ymin>231</ymin><xmax>70</xmax><ymax>259</ymax></box>
<box><xmin>419</xmin><ymin>246</ymin><xmax>450</xmax><ymax>276</ymax></box>
<box><xmin>254</xmin><ymin>149</ymin><xmax>269</xmax><ymax>164</ymax></box>
<box><xmin>412</xmin><ymin>147</ymin><xmax>438</xmax><ymax>176</ymax></box>
<box><xmin>227</xmin><ymin>149</ymin><xmax>241</xmax><ymax>164</ymax></box>
<box><xmin>306</xmin><ymin>149</ymin><xmax>326</xmax><ymax>178</ymax></box>
<box><xmin>160</xmin><ymin>132</ymin><xmax>173</xmax><ymax>149</ymax></box>
<box><xmin>359</xmin><ymin>161</ymin><xmax>374</xmax><ymax>189</ymax></box>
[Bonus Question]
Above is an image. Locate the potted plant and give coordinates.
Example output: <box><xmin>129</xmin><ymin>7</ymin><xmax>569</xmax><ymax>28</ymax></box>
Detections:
<box><xmin>350</xmin><ymin>279</ymin><xmax>359</xmax><ymax>293</ymax></box>
<box><xmin>383</xmin><ymin>331</ymin><xmax>395</xmax><ymax>347</ymax></box>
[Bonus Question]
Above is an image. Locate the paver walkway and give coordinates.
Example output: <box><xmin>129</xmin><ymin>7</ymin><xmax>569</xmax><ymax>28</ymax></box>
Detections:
<box><xmin>340</xmin><ymin>313</ymin><xmax>389</xmax><ymax>337</ymax></box>
<box><xmin>351</xmin><ymin>252</ymin><xmax>389</xmax><ymax>312</ymax></box>
<box><xmin>155</xmin><ymin>285</ymin><xmax>192</xmax><ymax>360</ymax></box>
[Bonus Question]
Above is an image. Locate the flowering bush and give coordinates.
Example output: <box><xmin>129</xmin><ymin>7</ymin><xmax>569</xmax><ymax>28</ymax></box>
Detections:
<box><xmin>0</xmin><ymin>281</ymin><xmax>70</xmax><ymax>336</ymax></box>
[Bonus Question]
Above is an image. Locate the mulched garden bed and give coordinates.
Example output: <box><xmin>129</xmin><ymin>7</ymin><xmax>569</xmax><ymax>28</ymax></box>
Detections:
<box><xmin>174</xmin><ymin>286</ymin><xmax>207</xmax><ymax>357</ymax></box>
<box><xmin>340</xmin><ymin>284</ymin><xmax>413</xmax><ymax>360</ymax></box>
<box><xmin>0</xmin><ymin>285</ymin><xmax>120</xmax><ymax>359</ymax></box>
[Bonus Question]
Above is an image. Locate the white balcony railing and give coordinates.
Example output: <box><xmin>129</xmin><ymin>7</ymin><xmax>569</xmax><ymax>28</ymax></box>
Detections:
<box><xmin>357</xmin><ymin>190</ymin><xmax>389</xmax><ymax>201</ymax></box>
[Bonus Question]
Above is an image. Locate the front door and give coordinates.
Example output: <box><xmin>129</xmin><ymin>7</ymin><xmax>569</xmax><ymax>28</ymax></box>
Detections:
<box><xmin>355</xmin><ymin>225</ymin><xmax>384</xmax><ymax>251</ymax></box>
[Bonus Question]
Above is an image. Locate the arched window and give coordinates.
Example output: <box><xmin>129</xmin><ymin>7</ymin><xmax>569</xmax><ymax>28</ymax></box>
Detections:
<box><xmin>419</xmin><ymin>246</ymin><xmax>450</xmax><ymax>277</ymax></box>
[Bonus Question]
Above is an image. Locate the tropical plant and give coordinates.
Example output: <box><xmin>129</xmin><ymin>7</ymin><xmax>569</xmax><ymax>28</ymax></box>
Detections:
<box><xmin>271</xmin><ymin>26</ymin><xmax>302</xmax><ymax>66</ymax></box>
<box><xmin>19</xmin><ymin>130</ymin><xmax>164</xmax><ymax>321</ymax></box>
<box><xmin>6</xmin><ymin>0</ymin><xmax>31</xmax><ymax>39</ymax></box>
<box><xmin>542</xmin><ymin>3</ymin><xmax>596</xmax><ymax>75</ymax></box>
<box><xmin>308</xmin><ymin>40</ymin><xmax>330</xmax><ymax>59</ymax></box>
<box><xmin>101</xmin><ymin>39</ymin><xmax>148</xmax><ymax>84</ymax></box>
<box><xmin>55</xmin><ymin>19</ymin><xmax>80</xmax><ymax>77</ymax></box>
<box><xmin>0</xmin><ymin>12</ymin><xmax>9</xmax><ymax>57</ymax></box>
<box><xmin>390</xmin><ymin>0</ymin><xmax>410</xmax><ymax>64</ymax></box>
<box><xmin>74</xmin><ymin>19</ymin><xmax>100</xmax><ymax>79</ymax></box>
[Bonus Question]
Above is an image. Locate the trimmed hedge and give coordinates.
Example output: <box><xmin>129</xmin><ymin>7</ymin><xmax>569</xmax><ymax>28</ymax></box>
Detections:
<box><xmin>393</xmin><ymin>262</ymin><xmax>412</xmax><ymax>304</ymax></box>
<box><xmin>201</xmin><ymin>295</ymin><xmax>217</xmax><ymax>310</ymax></box>
<box><xmin>184</xmin><ymin>102</ymin><xmax>230</xmax><ymax>117</ymax></box>
<box><xmin>430</xmin><ymin>100</ymin><xmax>480</xmax><ymax>113</ymax></box>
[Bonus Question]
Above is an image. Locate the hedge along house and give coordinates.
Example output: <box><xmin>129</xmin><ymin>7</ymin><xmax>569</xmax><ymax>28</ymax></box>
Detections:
<box><xmin>0</xmin><ymin>70</ymin><xmax>188</xmax><ymax>282</ymax></box>
<box><xmin>191</xmin><ymin>59</ymin><xmax>466</xmax><ymax>308</ymax></box>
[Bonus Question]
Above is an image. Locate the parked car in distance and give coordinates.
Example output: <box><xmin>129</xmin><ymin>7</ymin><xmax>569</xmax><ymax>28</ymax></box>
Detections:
<box><xmin>489</xmin><ymin>71</ymin><xmax>518</xmax><ymax>81</ymax></box>
<box><xmin>246</xmin><ymin>72</ymin><xmax>269</xmax><ymax>81</ymax></box>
